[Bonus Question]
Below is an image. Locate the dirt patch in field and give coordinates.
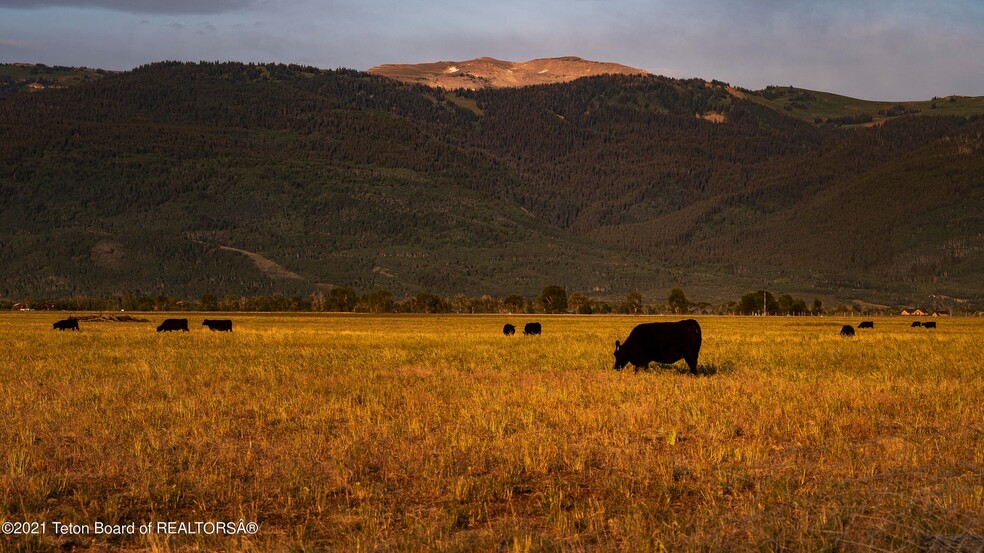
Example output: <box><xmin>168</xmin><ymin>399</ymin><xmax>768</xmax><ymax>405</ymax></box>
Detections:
<box><xmin>74</xmin><ymin>314</ymin><xmax>149</xmax><ymax>322</ymax></box>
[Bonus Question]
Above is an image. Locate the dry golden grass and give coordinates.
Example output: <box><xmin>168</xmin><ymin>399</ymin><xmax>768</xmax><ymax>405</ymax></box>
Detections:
<box><xmin>1</xmin><ymin>314</ymin><xmax>982</xmax><ymax>551</ymax></box>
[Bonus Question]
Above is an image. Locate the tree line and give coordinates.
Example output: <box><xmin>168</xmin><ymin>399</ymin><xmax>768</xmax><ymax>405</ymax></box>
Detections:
<box><xmin>5</xmin><ymin>286</ymin><xmax>944</xmax><ymax>316</ymax></box>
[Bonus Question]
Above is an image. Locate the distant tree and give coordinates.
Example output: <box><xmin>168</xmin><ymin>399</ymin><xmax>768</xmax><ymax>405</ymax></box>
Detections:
<box><xmin>739</xmin><ymin>290</ymin><xmax>777</xmax><ymax>315</ymax></box>
<box><xmin>200</xmin><ymin>293</ymin><xmax>218</xmax><ymax>311</ymax></box>
<box><xmin>502</xmin><ymin>294</ymin><xmax>527</xmax><ymax>313</ymax></box>
<box><xmin>360</xmin><ymin>290</ymin><xmax>393</xmax><ymax>313</ymax></box>
<box><xmin>626</xmin><ymin>291</ymin><xmax>643</xmax><ymax>314</ymax></box>
<box><xmin>328</xmin><ymin>286</ymin><xmax>357</xmax><ymax>312</ymax></box>
<box><xmin>310</xmin><ymin>291</ymin><xmax>326</xmax><ymax>311</ymax></box>
<box><xmin>221</xmin><ymin>294</ymin><xmax>241</xmax><ymax>311</ymax></box>
<box><xmin>667</xmin><ymin>287</ymin><xmax>689</xmax><ymax>314</ymax></box>
<box><xmin>289</xmin><ymin>296</ymin><xmax>309</xmax><ymax>311</ymax></box>
<box><xmin>812</xmin><ymin>299</ymin><xmax>823</xmax><ymax>315</ymax></box>
<box><xmin>568</xmin><ymin>292</ymin><xmax>590</xmax><ymax>314</ymax></box>
<box><xmin>590</xmin><ymin>300</ymin><xmax>613</xmax><ymax>314</ymax></box>
<box><xmin>452</xmin><ymin>295</ymin><xmax>475</xmax><ymax>314</ymax></box>
<box><xmin>478</xmin><ymin>295</ymin><xmax>497</xmax><ymax>313</ymax></box>
<box><xmin>407</xmin><ymin>291</ymin><xmax>447</xmax><ymax>313</ymax></box>
<box><xmin>537</xmin><ymin>285</ymin><xmax>568</xmax><ymax>314</ymax></box>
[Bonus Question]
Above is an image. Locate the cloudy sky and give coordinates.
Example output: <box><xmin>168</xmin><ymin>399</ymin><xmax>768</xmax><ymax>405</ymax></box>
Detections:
<box><xmin>2</xmin><ymin>0</ymin><xmax>983</xmax><ymax>100</ymax></box>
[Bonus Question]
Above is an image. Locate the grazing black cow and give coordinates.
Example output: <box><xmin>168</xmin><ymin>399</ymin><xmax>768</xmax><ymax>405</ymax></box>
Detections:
<box><xmin>858</xmin><ymin>321</ymin><xmax>874</xmax><ymax>329</ymax></box>
<box><xmin>157</xmin><ymin>318</ymin><xmax>189</xmax><ymax>332</ymax></box>
<box><xmin>614</xmin><ymin>319</ymin><xmax>702</xmax><ymax>374</ymax></box>
<box><xmin>911</xmin><ymin>321</ymin><xmax>922</xmax><ymax>328</ymax></box>
<box><xmin>840</xmin><ymin>325</ymin><xmax>855</xmax><ymax>337</ymax></box>
<box><xmin>202</xmin><ymin>319</ymin><xmax>233</xmax><ymax>332</ymax></box>
<box><xmin>503</xmin><ymin>323</ymin><xmax>516</xmax><ymax>336</ymax></box>
<box><xmin>922</xmin><ymin>321</ymin><xmax>937</xmax><ymax>329</ymax></box>
<box><xmin>53</xmin><ymin>318</ymin><xmax>79</xmax><ymax>331</ymax></box>
<box><xmin>523</xmin><ymin>322</ymin><xmax>542</xmax><ymax>336</ymax></box>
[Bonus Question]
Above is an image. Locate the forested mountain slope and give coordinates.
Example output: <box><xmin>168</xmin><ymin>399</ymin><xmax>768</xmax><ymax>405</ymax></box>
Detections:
<box><xmin>1</xmin><ymin>61</ymin><xmax>982</xmax><ymax>306</ymax></box>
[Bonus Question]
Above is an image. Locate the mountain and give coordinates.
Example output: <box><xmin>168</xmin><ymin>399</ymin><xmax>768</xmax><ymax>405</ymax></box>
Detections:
<box><xmin>368</xmin><ymin>56</ymin><xmax>648</xmax><ymax>89</ymax></box>
<box><xmin>1</xmin><ymin>61</ymin><xmax>983</xmax><ymax>309</ymax></box>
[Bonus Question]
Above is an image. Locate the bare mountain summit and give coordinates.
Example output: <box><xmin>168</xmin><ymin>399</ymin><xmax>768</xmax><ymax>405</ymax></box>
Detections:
<box><xmin>368</xmin><ymin>56</ymin><xmax>648</xmax><ymax>89</ymax></box>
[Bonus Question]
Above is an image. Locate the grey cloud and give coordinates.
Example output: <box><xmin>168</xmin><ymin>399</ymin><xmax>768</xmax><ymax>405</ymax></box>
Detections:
<box><xmin>0</xmin><ymin>0</ymin><xmax>254</xmax><ymax>15</ymax></box>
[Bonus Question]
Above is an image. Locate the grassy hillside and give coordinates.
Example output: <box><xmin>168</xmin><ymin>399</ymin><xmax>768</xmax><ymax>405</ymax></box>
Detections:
<box><xmin>1</xmin><ymin>61</ymin><xmax>983</xmax><ymax>306</ymax></box>
<box><xmin>0</xmin><ymin>63</ymin><xmax>110</xmax><ymax>93</ymax></box>
<box><xmin>743</xmin><ymin>85</ymin><xmax>984</xmax><ymax>126</ymax></box>
<box><xmin>0</xmin><ymin>63</ymin><xmax>668</xmax><ymax>299</ymax></box>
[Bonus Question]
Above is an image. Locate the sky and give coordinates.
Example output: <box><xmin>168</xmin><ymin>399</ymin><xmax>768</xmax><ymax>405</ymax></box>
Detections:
<box><xmin>2</xmin><ymin>0</ymin><xmax>984</xmax><ymax>100</ymax></box>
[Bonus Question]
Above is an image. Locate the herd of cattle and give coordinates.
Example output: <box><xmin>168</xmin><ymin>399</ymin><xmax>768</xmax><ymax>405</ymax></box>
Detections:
<box><xmin>840</xmin><ymin>320</ymin><xmax>938</xmax><ymax>336</ymax></box>
<box><xmin>51</xmin><ymin>315</ymin><xmax>941</xmax><ymax>374</ymax></box>
<box><xmin>502</xmin><ymin>322</ymin><xmax>541</xmax><ymax>336</ymax></box>
<box><xmin>503</xmin><ymin>319</ymin><xmax>704</xmax><ymax>374</ymax></box>
<box><xmin>53</xmin><ymin>317</ymin><xmax>233</xmax><ymax>332</ymax></box>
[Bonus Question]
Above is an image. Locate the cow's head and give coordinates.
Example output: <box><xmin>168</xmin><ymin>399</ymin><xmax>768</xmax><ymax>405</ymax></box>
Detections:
<box><xmin>613</xmin><ymin>340</ymin><xmax>628</xmax><ymax>371</ymax></box>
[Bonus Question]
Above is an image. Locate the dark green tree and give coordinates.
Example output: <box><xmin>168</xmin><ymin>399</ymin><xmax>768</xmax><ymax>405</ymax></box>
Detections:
<box><xmin>537</xmin><ymin>285</ymin><xmax>568</xmax><ymax>314</ymax></box>
<box><xmin>360</xmin><ymin>290</ymin><xmax>393</xmax><ymax>313</ymax></box>
<box><xmin>667</xmin><ymin>287</ymin><xmax>689</xmax><ymax>314</ymax></box>
<box><xmin>406</xmin><ymin>291</ymin><xmax>447</xmax><ymax>313</ymax></box>
<box><xmin>568</xmin><ymin>292</ymin><xmax>590</xmax><ymax>314</ymax></box>
<box><xmin>739</xmin><ymin>290</ymin><xmax>777</xmax><ymax>315</ymax></box>
<box><xmin>502</xmin><ymin>294</ymin><xmax>527</xmax><ymax>313</ymax></box>
<box><xmin>328</xmin><ymin>286</ymin><xmax>357</xmax><ymax>312</ymax></box>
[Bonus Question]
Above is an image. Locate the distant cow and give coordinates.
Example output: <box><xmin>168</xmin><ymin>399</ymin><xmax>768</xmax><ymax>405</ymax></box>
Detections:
<box><xmin>53</xmin><ymin>318</ymin><xmax>79</xmax><ymax>331</ymax></box>
<box><xmin>614</xmin><ymin>319</ymin><xmax>702</xmax><ymax>374</ymax></box>
<box><xmin>911</xmin><ymin>321</ymin><xmax>922</xmax><ymax>328</ymax></box>
<box><xmin>157</xmin><ymin>318</ymin><xmax>189</xmax><ymax>332</ymax></box>
<box><xmin>202</xmin><ymin>319</ymin><xmax>233</xmax><ymax>332</ymax></box>
<box><xmin>858</xmin><ymin>321</ymin><xmax>874</xmax><ymax>329</ymax></box>
<box><xmin>523</xmin><ymin>322</ymin><xmax>542</xmax><ymax>336</ymax></box>
<box><xmin>503</xmin><ymin>323</ymin><xmax>516</xmax><ymax>336</ymax></box>
<box><xmin>840</xmin><ymin>325</ymin><xmax>855</xmax><ymax>337</ymax></box>
<box><xmin>923</xmin><ymin>321</ymin><xmax>937</xmax><ymax>329</ymax></box>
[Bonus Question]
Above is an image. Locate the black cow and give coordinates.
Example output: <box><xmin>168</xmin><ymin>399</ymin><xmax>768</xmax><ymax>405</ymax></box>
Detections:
<box><xmin>923</xmin><ymin>321</ymin><xmax>937</xmax><ymax>329</ymax></box>
<box><xmin>203</xmin><ymin>319</ymin><xmax>233</xmax><ymax>332</ymax></box>
<box><xmin>911</xmin><ymin>321</ymin><xmax>922</xmax><ymax>328</ymax></box>
<box><xmin>840</xmin><ymin>325</ymin><xmax>855</xmax><ymax>337</ymax></box>
<box><xmin>614</xmin><ymin>319</ymin><xmax>702</xmax><ymax>374</ymax></box>
<box><xmin>858</xmin><ymin>321</ymin><xmax>874</xmax><ymax>329</ymax></box>
<box><xmin>503</xmin><ymin>323</ymin><xmax>516</xmax><ymax>336</ymax></box>
<box><xmin>157</xmin><ymin>318</ymin><xmax>189</xmax><ymax>332</ymax></box>
<box><xmin>53</xmin><ymin>318</ymin><xmax>79</xmax><ymax>331</ymax></box>
<box><xmin>523</xmin><ymin>322</ymin><xmax>542</xmax><ymax>335</ymax></box>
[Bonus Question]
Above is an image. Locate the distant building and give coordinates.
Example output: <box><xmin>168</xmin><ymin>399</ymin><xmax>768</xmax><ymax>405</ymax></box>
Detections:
<box><xmin>900</xmin><ymin>309</ymin><xmax>926</xmax><ymax>316</ymax></box>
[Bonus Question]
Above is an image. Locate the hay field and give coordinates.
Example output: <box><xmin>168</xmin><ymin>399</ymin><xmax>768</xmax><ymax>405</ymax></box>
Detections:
<box><xmin>1</xmin><ymin>313</ymin><xmax>981</xmax><ymax>551</ymax></box>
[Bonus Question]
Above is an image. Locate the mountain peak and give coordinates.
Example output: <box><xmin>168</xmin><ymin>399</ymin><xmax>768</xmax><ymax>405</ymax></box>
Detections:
<box><xmin>368</xmin><ymin>56</ymin><xmax>648</xmax><ymax>89</ymax></box>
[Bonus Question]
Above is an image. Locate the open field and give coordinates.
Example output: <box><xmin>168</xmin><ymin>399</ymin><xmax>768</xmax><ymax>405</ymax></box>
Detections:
<box><xmin>1</xmin><ymin>313</ymin><xmax>981</xmax><ymax>551</ymax></box>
